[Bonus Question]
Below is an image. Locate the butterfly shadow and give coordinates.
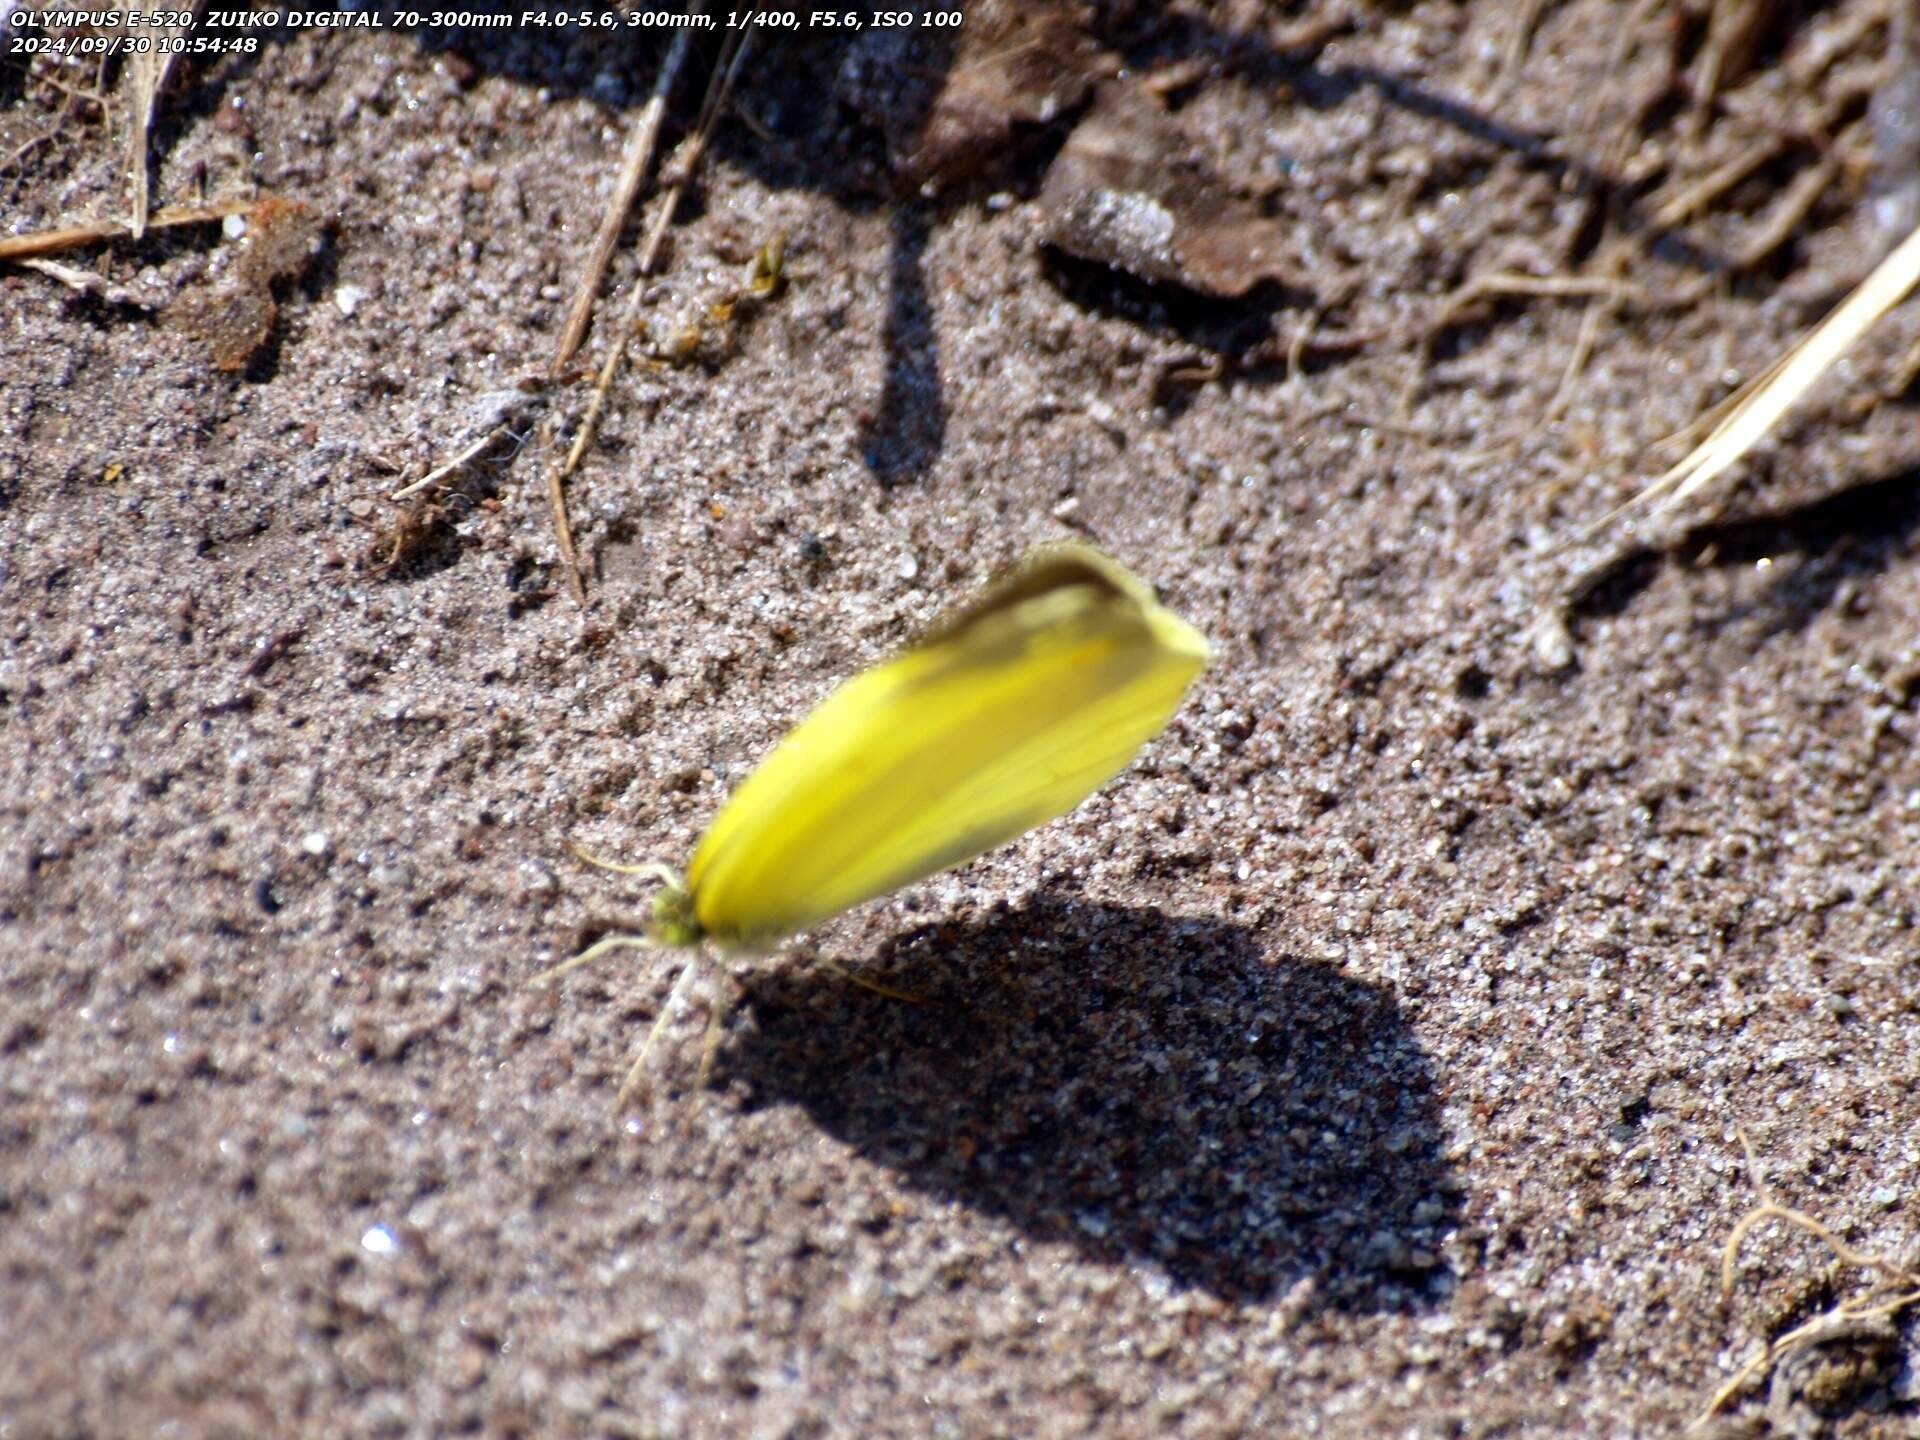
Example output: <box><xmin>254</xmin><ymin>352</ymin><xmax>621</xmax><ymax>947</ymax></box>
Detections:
<box><xmin>722</xmin><ymin>895</ymin><xmax>1461</xmax><ymax>1314</ymax></box>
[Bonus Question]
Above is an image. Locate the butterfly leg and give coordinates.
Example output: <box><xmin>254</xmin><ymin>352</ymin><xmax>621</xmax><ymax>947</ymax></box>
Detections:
<box><xmin>616</xmin><ymin>950</ymin><xmax>705</xmax><ymax>1107</ymax></box>
<box><xmin>821</xmin><ymin>957</ymin><xmax>926</xmax><ymax>1005</ymax></box>
<box><xmin>531</xmin><ymin>930</ymin><xmax>655</xmax><ymax>986</ymax></box>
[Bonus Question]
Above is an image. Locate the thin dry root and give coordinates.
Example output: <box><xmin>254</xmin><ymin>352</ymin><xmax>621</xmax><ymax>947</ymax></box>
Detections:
<box><xmin>1719</xmin><ymin>1128</ymin><xmax>1916</xmax><ymax>1295</ymax></box>
<box><xmin>1691</xmin><ymin>1129</ymin><xmax>1920</xmax><ymax>1429</ymax></box>
<box><xmin>1721</xmin><ymin>1200</ymin><xmax>1907</xmax><ymax>1298</ymax></box>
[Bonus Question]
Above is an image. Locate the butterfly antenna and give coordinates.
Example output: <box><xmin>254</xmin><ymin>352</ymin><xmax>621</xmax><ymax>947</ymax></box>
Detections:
<box><xmin>569</xmin><ymin>844</ymin><xmax>682</xmax><ymax>887</ymax></box>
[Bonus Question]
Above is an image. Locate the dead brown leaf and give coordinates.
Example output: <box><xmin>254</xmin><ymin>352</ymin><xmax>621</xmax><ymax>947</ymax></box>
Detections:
<box><xmin>1038</xmin><ymin>80</ymin><xmax>1304</xmax><ymax>299</ymax></box>
<box><xmin>838</xmin><ymin>0</ymin><xmax>1110</xmax><ymax>184</ymax></box>
<box><xmin>910</xmin><ymin>0</ymin><xmax>1110</xmax><ymax>181</ymax></box>
<box><xmin>169</xmin><ymin>197</ymin><xmax>322</xmax><ymax>372</ymax></box>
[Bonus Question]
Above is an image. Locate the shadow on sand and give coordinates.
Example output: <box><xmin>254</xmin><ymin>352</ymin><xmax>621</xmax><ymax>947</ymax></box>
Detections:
<box><xmin>724</xmin><ymin>894</ymin><xmax>1460</xmax><ymax>1314</ymax></box>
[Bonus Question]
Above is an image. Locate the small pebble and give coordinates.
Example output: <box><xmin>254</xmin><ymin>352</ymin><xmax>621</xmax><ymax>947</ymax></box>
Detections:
<box><xmin>518</xmin><ymin>860</ymin><xmax>558</xmax><ymax>901</ymax></box>
<box><xmin>1530</xmin><ymin>610</ymin><xmax>1575</xmax><ymax>672</ymax></box>
<box><xmin>360</xmin><ymin>1225</ymin><xmax>397</xmax><ymax>1256</ymax></box>
<box><xmin>300</xmin><ymin>830</ymin><xmax>332</xmax><ymax>858</ymax></box>
<box><xmin>223</xmin><ymin>214</ymin><xmax>248</xmax><ymax>241</ymax></box>
<box><xmin>333</xmin><ymin>285</ymin><xmax>368</xmax><ymax>317</ymax></box>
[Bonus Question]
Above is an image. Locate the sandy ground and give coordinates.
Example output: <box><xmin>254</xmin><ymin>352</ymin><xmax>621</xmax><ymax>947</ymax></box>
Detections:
<box><xmin>6</xmin><ymin>2</ymin><xmax>1920</xmax><ymax>1436</ymax></box>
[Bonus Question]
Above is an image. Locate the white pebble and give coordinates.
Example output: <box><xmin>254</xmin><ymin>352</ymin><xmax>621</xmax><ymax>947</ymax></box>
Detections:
<box><xmin>300</xmin><ymin>830</ymin><xmax>332</xmax><ymax>857</ymax></box>
<box><xmin>360</xmin><ymin>1224</ymin><xmax>397</xmax><ymax>1255</ymax></box>
<box><xmin>1530</xmin><ymin>610</ymin><xmax>1575</xmax><ymax>672</ymax></box>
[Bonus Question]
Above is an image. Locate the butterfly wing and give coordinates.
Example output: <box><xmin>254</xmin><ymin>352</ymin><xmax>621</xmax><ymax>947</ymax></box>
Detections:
<box><xmin>685</xmin><ymin>546</ymin><xmax>1209</xmax><ymax>946</ymax></box>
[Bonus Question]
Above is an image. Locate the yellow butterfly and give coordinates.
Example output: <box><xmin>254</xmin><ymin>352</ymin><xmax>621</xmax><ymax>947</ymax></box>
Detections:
<box><xmin>539</xmin><ymin>541</ymin><xmax>1210</xmax><ymax>1100</ymax></box>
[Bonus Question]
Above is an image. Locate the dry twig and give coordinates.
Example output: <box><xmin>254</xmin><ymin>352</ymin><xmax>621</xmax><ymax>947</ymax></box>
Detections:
<box><xmin>0</xmin><ymin>199</ymin><xmax>256</xmax><ymax>263</ymax></box>
<box><xmin>1647</xmin><ymin>77</ymin><xmax>1874</xmax><ymax>232</ymax></box>
<box><xmin>121</xmin><ymin>1</ymin><xmax>203</xmax><ymax>238</ymax></box>
<box><xmin>391</xmin><ymin>413</ymin><xmax>533</xmax><ymax>503</ymax></box>
<box><xmin>1596</xmin><ymin>215</ymin><xmax>1920</xmax><ymax>532</ymax></box>
<box><xmin>550</xmin><ymin>18</ymin><xmax>702</xmax><ymax>376</ymax></box>
<box><xmin>544</xmin><ymin>20</ymin><xmax>756</xmax><ymax>604</ymax></box>
<box><xmin>1488</xmin><ymin>0</ymin><xmax>1548</xmax><ymax>100</ymax></box>
<box><xmin>1401</xmin><ymin>272</ymin><xmax>1645</xmax><ymax>415</ymax></box>
<box><xmin>16</xmin><ymin>256</ymin><xmax>154</xmax><ymax>307</ymax></box>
